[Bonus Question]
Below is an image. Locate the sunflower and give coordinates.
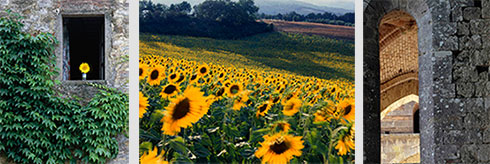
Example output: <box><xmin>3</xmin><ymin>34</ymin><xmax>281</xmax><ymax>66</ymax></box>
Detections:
<box><xmin>148</xmin><ymin>65</ymin><xmax>165</xmax><ymax>86</ymax></box>
<box><xmin>160</xmin><ymin>83</ymin><xmax>181</xmax><ymax>98</ymax></box>
<box><xmin>139</xmin><ymin>92</ymin><xmax>149</xmax><ymax>118</ymax></box>
<box><xmin>256</xmin><ymin>101</ymin><xmax>272</xmax><ymax>117</ymax></box>
<box><xmin>282</xmin><ymin>98</ymin><xmax>301</xmax><ymax>116</ymax></box>
<box><xmin>272</xmin><ymin>121</ymin><xmax>291</xmax><ymax>133</ymax></box>
<box><xmin>335</xmin><ymin>131</ymin><xmax>355</xmax><ymax>156</ymax></box>
<box><xmin>255</xmin><ymin>133</ymin><xmax>304</xmax><ymax>164</ymax></box>
<box><xmin>232</xmin><ymin>91</ymin><xmax>250</xmax><ymax>111</ymax></box>
<box><xmin>140</xmin><ymin>147</ymin><xmax>168</xmax><ymax>164</ymax></box>
<box><xmin>197</xmin><ymin>64</ymin><xmax>209</xmax><ymax>76</ymax></box>
<box><xmin>226</xmin><ymin>83</ymin><xmax>243</xmax><ymax>97</ymax></box>
<box><xmin>79</xmin><ymin>62</ymin><xmax>90</xmax><ymax>73</ymax></box>
<box><xmin>338</xmin><ymin>98</ymin><xmax>355</xmax><ymax>123</ymax></box>
<box><xmin>161</xmin><ymin>86</ymin><xmax>208</xmax><ymax>136</ymax></box>
<box><xmin>139</xmin><ymin>64</ymin><xmax>149</xmax><ymax>80</ymax></box>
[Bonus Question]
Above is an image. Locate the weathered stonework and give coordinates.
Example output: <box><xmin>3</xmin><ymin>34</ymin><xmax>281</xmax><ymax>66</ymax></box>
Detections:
<box><xmin>0</xmin><ymin>0</ymin><xmax>129</xmax><ymax>163</ymax></box>
<box><xmin>364</xmin><ymin>0</ymin><xmax>490</xmax><ymax>163</ymax></box>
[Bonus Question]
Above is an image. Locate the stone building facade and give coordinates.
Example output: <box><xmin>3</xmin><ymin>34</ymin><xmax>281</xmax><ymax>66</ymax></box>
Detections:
<box><xmin>0</xmin><ymin>0</ymin><xmax>129</xmax><ymax>163</ymax></box>
<box><xmin>364</xmin><ymin>0</ymin><xmax>490</xmax><ymax>163</ymax></box>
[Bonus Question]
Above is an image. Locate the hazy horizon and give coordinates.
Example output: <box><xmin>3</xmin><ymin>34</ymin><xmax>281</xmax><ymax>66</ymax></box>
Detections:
<box><xmin>152</xmin><ymin>0</ymin><xmax>354</xmax><ymax>11</ymax></box>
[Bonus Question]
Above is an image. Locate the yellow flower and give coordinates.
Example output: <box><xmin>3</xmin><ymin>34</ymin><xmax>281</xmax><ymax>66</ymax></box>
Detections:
<box><xmin>147</xmin><ymin>65</ymin><xmax>165</xmax><ymax>86</ymax></box>
<box><xmin>139</xmin><ymin>92</ymin><xmax>149</xmax><ymax>118</ymax></box>
<box><xmin>140</xmin><ymin>147</ymin><xmax>168</xmax><ymax>164</ymax></box>
<box><xmin>282</xmin><ymin>98</ymin><xmax>301</xmax><ymax>116</ymax></box>
<box><xmin>79</xmin><ymin>63</ymin><xmax>90</xmax><ymax>73</ymax></box>
<box><xmin>335</xmin><ymin>133</ymin><xmax>354</xmax><ymax>156</ymax></box>
<box><xmin>226</xmin><ymin>83</ymin><xmax>243</xmax><ymax>97</ymax></box>
<box><xmin>197</xmin><ymin>64</ymin><xmax>210</xmax><ymax>76</ymax></box>
<box><xmin>338</xmin><ymin>98</ymin><xmax>355</xmax><ymax>123</ymax></box>
<box><xmin>255</xmin><ymin>133</ymin><xmax>304</xmax><ymax>164</ymax></box>
<box><xmin>256</xmin><ymin>101</ymin><xmax>272</xmax><ymax>117</ymax></box>
<box><xmin>232</xmin><ymin>91</ymin><xmax>250</xmax><ymax>111</ymax></box>
<box><xmin>161</xmin><ymin>86</ymin><xmax>208</xmax><ymax>136</ymax></box>
<box><xmin>139</xmin><ymin>64</ymin><xmax>149</xmax><ymax>80</ymax></box>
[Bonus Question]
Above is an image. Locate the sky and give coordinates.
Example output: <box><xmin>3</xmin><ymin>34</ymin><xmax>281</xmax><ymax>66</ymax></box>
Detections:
<box><xmin>154</xmin><ymin>0</ymin><xmax>355</xmax><ymax>10</ymax></box>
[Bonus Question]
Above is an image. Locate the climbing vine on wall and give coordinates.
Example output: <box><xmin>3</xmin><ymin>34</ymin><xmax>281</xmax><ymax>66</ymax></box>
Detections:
<box><xmin>0</xmin><ymin>11</ymin><xmax>128</xmax><ymax>164</ymax></box>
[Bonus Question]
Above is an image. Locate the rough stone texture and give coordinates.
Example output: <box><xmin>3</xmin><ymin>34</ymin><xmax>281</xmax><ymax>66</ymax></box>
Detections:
<box><xmin>0</xmin><ymin>0</ymin><xmax>129</xmax><ymax>163</ymax></box>
<box><xmin>365</xmin><ymin>0</ymin><xmax>490</xmax><ymax>163</ymax></box>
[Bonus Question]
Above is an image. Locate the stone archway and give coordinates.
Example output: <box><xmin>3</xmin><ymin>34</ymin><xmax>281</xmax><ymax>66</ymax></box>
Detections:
<box><xmin>363</xmin><ymin>0</ymin><xmax>436</xmax><ymax>163</ymax></box>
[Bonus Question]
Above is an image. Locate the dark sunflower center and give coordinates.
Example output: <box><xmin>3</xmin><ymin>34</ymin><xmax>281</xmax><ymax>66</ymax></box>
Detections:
<box><xmin>270</xmin><ymin>141</ymin><xmax>289</xmax><ymax>154</ymax></box>
<box><xmin>150</xmin><ymin>70</ymin><xmax>159</xmax><ymax>80</ymax></box>
<box><xmin>259</xmin><ymin>104</ymin><xmax>268</xmax><ymax>112</ymax></box>
<box><xmin>139</xmin><ymin>68</ymin><xmax>143</xmax><ymax>76</ymax></box>
<box><xmin>216</xmin><ymin>88</ymin><xmax>225</xmax><ymax>97</ymax></box>
<box><xmin>190</xmin><ymin>74</ymin><xmax>197</xmax><ymax>80</ymax></box>
<box><xmin>170</xmin><ymin>74</ymin><xmax>177</xmax><ymax>79</ymax></box>
<box><xmin>230</xmin><ymin>85</ymin><xmax>239</xmax><ymax>94</ymax></box>
<box><xmin>176</xmin><ymin>75</ymin><xmax>185</xmax><ymax>83</ymax></box>
<box><xmin>200</xmin><ymin>67</ymin><xmax>207</xmax><ymax>73</ymax></box>
<box><xmin>273</xmin><ymin>97</ymin><xmax>280</xmax><ymax>103</ymax></box>
<box><xmin>164</xmin><ymin>85</ymin><xmax>177</xmax><ymax>94</ymax></box>
<box><xmin>172</xmin><ymin>98</ymin><xmax>190</xmax><ymax>119</ymax></box>
<box><xmin>344</xmin><ymin>105</ymin><xmax>352</xmax><ymax>115</ymax></box>
<box><xmin>277</xmin><ymin>124</ymin><xmax>285</xmax><ymax>131</ymax></box>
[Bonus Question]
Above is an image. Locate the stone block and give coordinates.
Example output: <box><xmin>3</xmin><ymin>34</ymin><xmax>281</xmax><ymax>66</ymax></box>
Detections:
<box><xmin>464</xmin><ymin>129</ymin><xmax>483</xmax><ymax>144</ymax></box>
<box><xmin>456</xmin><ymin>82</ymin><xmax>475</xmax><ymax>97</ymax></box>
<box><xmin>454</xmin><ymin>62</ymin><xmax>479</xmax><ymax>83</ymax></box>
<box><xmin>436</xmin><ymin>35</ymin><xmax>459</xmax><ymax>50</ymax></box>
<box><xmin>443</xmin><ymin>130</ymin><xmax>465</xmax><ymax>144</ymax></box>
<box><xmin>461</xmin><ymin>144</ymin><xmax>478</xmax><ymax>163</ymax></box>
<box><xmin>453</xmin><ymin>6</ymin><xmax>464</xmax><ymax>22</ymax></box>
<box><xmin>483</xmin><ymin>0</ymin><xmax>490</xmax><ymax>19</ymax></box>
<box><xmin>457</xmin><ymin>22</ymin><xmax>470</xmax><ymax>35</ymax></box>
<box><xmin>470</xmin><ymin>19</ymin><xmax>490</xmax><ymax>34</ymax></box>
<box><xmin>464</xmin><ymin>112</ymin><xmax>488</xmax><ymax>128</ymax></box>
<box><xmin>483</xmin><ymin>35</ymin><xmax>490</xmax><ymax>48</ymax></box>
<box><xmin>463</xmin><ymin>7</ymin><xmax>482</xmax><ymax>20</ymax></box>
<box><xmin>439</xmin><ymin>145</ymin><xmax>460</xmax><ymax>160</ymax></box>
<box><xmin>475</xmin><ymin>81</ymin><xmax>488</xmax><ymax>97</ymax></box>
<box><xmin>478</xmin><ymin>145</ymin><xmax>490</xmax><ymax>162</ymax></box>
<box><xmin>484</xmin><ymin>128</ymin><xmax>490</xmax><ymax>143</ymax></box>
<box><xmin>459</xmin><ymin>35</ymin><xmax>482</xmax><ymax>50</ymax></box>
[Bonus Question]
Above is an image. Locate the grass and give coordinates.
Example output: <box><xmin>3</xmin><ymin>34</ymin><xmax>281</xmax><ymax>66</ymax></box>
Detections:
<box><xmin>140</xmin><ymin>32</ymin><xmax>354</xmax><ymax>81</ymax></box>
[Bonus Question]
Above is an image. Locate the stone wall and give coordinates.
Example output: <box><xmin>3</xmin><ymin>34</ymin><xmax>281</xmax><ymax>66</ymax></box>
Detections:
<box><xmin>364</xmin><ymin>0</ymin><xmax>490</xmax><ymax>163</ymax></box>
<box><xmin>0</xmin><ymin>0</ymin><xmax>129</xmax><ymax>163</ymax></box>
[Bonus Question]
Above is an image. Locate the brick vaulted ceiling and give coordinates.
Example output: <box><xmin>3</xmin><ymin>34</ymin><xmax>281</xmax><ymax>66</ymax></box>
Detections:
<box><xmin>379</xmin><ymin>11</ymin><xmax>419</xmax><ymax>111</ymax></box>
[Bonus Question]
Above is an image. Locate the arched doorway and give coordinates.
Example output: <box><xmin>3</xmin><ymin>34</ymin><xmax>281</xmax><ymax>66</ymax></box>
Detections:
<box><xmin>363</xmin><ymin>0</ymin><xmax>435</xmax><ymax>163</ymax></box>
<box><xmin>379</xmin><ymin>11</ymin><xmax>420</xmax><ymax>163</ymax></box>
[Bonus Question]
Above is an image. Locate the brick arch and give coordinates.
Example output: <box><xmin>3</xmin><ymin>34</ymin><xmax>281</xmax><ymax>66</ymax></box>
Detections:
<box><xmin>363</xmin><ymin>0</ymin><xmax>438</xmax><ymax>163</ymax></box>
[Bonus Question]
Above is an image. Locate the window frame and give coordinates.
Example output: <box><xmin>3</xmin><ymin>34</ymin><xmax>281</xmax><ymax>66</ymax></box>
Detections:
<box><xmin>56</xmin><ymin>12</ymin><xmax>112</xmax><ymax>83</ymax></box>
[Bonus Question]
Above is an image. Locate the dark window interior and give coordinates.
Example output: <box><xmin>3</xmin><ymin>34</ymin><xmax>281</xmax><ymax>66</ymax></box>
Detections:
<box><xmin>63</xmin><ymin>17</ymin><xmax>104</xmax><ymax>80</ymax></box>
<box><xmin>414</xmin><ymin>109</ymin><xmax>420</xmax><ymax>133</ymax></box>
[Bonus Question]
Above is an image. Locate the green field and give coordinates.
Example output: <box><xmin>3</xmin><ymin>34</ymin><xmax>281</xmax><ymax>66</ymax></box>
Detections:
<box><xmin>140</xmin><ymin>32</ymin><xmax>354</xmax><ymax>81</ymax></box>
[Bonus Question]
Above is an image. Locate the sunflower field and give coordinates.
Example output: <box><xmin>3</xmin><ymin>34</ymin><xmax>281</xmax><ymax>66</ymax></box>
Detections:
<box><xmin>139</xmin><ymin>54</ymin><xmax>355</xmax><ymax>163</ymax></box>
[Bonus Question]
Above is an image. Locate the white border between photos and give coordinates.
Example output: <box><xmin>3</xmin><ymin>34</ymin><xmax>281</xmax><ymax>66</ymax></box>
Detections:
<box><xmin>129</xmin><ymin>0</ymin><xmax>139</xmax><ymax>163</ymax></box>
<box><xmin>354</xmin><ymin>0</ymin><xmax>363</xmax><ymax>163</ymax></box>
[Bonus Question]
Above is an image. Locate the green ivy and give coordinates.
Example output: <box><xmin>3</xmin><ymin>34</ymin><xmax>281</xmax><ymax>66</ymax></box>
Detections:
<box><xmin>0</xmin><ymin>10</ymin><xmax>128</xmax><ymax>164</ymax></box>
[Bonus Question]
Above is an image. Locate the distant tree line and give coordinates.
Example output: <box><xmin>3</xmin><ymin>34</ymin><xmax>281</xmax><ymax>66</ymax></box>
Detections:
<box><xmin>139</xmin><ymin>0</ymin><xmax>273</xmax><ymax>39</ymax></box>
<box><xmin>258</xmin><ymin>12</ymin><xmax>355</xmax><ymax>26</ymax></box>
